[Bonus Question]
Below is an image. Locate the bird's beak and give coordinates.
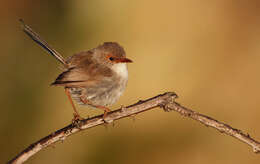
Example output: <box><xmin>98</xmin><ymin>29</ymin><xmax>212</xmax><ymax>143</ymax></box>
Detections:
<box><xmin>115</xmin><ymin>57</ymin><xmax>133</xmax><ymax>63</ymax></box>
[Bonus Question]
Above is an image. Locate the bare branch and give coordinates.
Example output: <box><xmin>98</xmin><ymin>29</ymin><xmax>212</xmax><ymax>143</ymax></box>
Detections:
<box><xmin>7</xmin><ymin>92</ymin><xmax>260</xmax><ymax>164</ymax></box>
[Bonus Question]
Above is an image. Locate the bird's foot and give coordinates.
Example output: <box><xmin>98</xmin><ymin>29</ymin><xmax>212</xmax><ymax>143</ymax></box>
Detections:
<box><xmin>72</xmin><ymin>113</ymin><xmax>84</xmax><ymax>128</ymax></box>
<box><xmin>102</xmin><ymin>109</ymin><xmax>113</xmax><ymax>124</ymax></box>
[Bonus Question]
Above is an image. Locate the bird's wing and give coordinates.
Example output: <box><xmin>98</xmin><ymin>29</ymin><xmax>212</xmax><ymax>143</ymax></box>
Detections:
<box><xmin>51</xmin><ymin>63</ymin><xmax>113</xmax><ymax>88</ymax></box>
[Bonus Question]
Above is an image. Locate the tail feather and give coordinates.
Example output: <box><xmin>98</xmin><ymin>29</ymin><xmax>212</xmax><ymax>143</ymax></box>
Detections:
<box><xmin>19</xmin><ymin>19</ymin><xmax>68</xmax><ymax>67</ymax></box>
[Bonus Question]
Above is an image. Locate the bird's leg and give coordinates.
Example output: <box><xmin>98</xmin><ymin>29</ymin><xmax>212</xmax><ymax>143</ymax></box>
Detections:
<box><xmin>64</xmin><ymin>88</ymin><xmax>83</xmax><ymax>122</ymax></box>
<box><xmin>95</xmin><ymin>105</ymin><xmax>111</xmax><ymax>119</ymax></box>
<box><xmin>79</xmin><ymin>96</ymin><xmax>111</xmax><ymax>120</ymax></box>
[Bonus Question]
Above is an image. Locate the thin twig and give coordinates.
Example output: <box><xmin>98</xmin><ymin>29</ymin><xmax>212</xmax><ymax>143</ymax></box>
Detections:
<box><xmin>7</xmin><ymin>92</ymin><xmax>260</xmax><ymax>164</ymax></box>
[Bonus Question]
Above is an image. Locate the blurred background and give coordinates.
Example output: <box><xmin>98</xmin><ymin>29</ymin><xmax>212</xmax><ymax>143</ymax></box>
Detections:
<box><xmin>1</xmin><ymin>0</ymin><xmax>260</xmax><ymax>163</ymax></box>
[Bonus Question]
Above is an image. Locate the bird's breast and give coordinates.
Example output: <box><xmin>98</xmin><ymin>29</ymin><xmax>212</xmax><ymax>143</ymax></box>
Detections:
<box><xmin>69</xmin><ymin>64</ymin><xmax>128</xmax><ymax>107</ymax></box>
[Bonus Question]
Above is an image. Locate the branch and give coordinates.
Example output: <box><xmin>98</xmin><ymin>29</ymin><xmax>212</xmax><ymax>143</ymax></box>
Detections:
<box><xmin>8</xmin><ymin>92</ymin><xmax>260</xmax><ymax>164</ymax></box>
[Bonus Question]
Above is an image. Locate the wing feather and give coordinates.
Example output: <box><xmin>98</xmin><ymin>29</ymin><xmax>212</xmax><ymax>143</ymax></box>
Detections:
<box><xmin>51</xmin><ymin>56</ymin><xmax>113</xmax><ymax>88</ymax></box>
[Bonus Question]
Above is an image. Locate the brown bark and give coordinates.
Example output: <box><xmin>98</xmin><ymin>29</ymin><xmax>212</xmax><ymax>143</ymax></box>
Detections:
<box><xmin>7</xmin><ymin>92</ymin><xmax>260</xmax><ymax>164</ymax></box>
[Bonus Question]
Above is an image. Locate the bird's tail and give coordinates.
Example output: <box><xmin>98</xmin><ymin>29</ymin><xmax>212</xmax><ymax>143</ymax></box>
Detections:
<box><xmin>19</xmin><ymin>19</ymin><xmax>68</xmax><ymax>67</ymax></box>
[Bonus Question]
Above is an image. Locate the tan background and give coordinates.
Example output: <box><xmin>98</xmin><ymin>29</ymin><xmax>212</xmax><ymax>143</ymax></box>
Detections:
<box><xmin>1</xmin><ymin>0</ymin><xmax>260</xmax><ymax>163</ymax></box>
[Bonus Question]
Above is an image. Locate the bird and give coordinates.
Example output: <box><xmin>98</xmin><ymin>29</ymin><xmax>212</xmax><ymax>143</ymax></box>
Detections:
<box><xmin>20</xmin><ymin>19</ymin><xmax>132</xmax><ymax>121</ymax></box>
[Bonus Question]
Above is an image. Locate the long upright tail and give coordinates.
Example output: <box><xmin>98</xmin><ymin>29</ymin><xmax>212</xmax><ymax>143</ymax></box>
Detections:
<box><xmin>19</xmin><ymin>19</ymin><xmax>68</xmax><ymax>67</ymax></box>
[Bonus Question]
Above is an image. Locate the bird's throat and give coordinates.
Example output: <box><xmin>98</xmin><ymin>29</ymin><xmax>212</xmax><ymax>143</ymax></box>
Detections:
<box><xmin>112</xmin><ymin>63</ymin><xmax>128</xmax><ymax>79</ymax></box>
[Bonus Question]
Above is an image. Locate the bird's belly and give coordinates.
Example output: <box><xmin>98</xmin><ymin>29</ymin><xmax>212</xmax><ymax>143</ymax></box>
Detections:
<box><xmin>69</xmin><ymin>79</ymin><xmax>127</xmax><ymax>107</ymax></box>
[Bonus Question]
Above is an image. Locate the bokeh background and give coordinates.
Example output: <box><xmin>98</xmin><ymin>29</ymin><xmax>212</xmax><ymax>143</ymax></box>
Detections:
<box><xmin>1</xmin><ymin>0</ymin><xmax>260</xmax><ymax>163</ymax></box>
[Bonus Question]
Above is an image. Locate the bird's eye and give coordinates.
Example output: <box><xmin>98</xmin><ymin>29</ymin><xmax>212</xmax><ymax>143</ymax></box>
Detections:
<box><xmin>109</xmin><ymin>57</ymin><xmax>115</xmax><ymax>61</ymax></box>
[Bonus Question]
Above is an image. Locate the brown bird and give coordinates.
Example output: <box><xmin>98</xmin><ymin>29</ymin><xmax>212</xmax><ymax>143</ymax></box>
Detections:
<box><xmin>20</xmin><ymin>20</ymin><xmax>132</xmax><ymax>121</ymax></box>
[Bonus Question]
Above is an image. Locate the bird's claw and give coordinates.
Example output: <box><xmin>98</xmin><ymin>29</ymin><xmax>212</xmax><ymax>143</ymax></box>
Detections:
<box><xmin>72</xmin><ymin>113</ymin><xmax>84</xmax><ymax>128</ymax></box>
